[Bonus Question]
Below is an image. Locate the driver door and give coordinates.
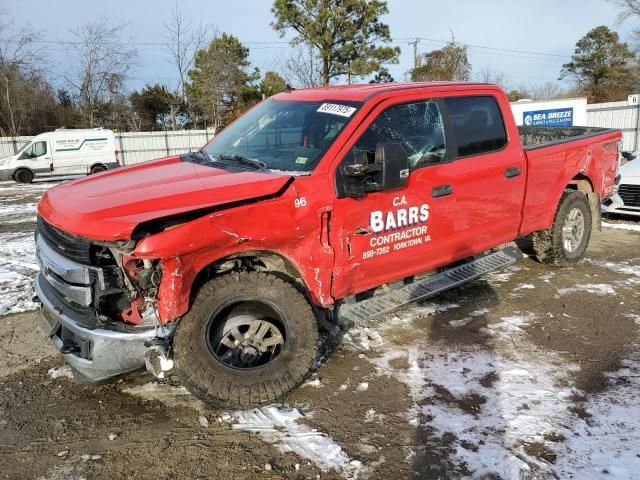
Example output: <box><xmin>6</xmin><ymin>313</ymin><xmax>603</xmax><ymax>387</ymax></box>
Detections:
<box><xmin>330</xmin><ymin>98</ymin><xmax>459</xmax><ymax>299</ymax></box>
<box><xmin>20</xmin><ymin>139</ymin><xmax>52</xmax><ymax>177</ymax></box>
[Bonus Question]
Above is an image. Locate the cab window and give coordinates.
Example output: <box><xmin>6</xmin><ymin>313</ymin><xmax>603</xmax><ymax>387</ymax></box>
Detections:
<box><xmin>444</xmin><ymin>96</ymin><xmax>507</xmax><ymax>157</ymax></box>
<box><xmin>21</xmin><ymin>141</ymin><xmax>47</xmax><ymax>159</ymax></box>
<box><xmin>351</xmin><ymin>100</ymin><xmax>447</xmax><ymax>171</ymax></box>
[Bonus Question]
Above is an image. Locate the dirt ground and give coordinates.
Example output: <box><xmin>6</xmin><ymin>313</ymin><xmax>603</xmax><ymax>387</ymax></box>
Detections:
<box><xmin>1</xmin><ymin>180</ymin><xmax>639</xmax><ymax>479</ymax></box>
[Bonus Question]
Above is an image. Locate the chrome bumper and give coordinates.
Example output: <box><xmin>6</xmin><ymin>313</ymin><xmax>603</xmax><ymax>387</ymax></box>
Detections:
<box><xmin>34</xmin><ymin>273</ymin><xmax>173</xmax><ymax>383</ymax></box>
<box><xmin>602</xmin><ymin>192</ymin><xmax>640</xmax><ymax>217</ymax></box>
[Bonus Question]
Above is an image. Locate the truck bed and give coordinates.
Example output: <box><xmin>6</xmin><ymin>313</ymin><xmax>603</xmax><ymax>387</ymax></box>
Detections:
<box><xmin>518</xmin><ymin>126</ymin><xmax>616</xmax><ymax>149</ymax></box>
<box><xmin>518</xmin><ymin>126</ymin><xmax>621</xmax><ymax>236</ymax></box>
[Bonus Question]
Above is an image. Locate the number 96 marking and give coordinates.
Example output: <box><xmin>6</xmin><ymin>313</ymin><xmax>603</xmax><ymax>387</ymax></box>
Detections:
<box><xmin>294</xmin><ymin>197</ymin><xmax>307</xmax><ymax>208</ymax></box>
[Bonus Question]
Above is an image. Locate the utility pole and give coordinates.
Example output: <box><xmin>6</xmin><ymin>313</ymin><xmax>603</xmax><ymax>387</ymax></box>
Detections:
<box><xmin>408</xmin><ymin>38</ymin><xmax>420</xmax><ymax>69</ymax></box>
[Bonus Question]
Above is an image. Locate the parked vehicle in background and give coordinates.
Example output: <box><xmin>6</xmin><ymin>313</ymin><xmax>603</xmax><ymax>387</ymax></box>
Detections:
<box><xmin>0</xmin><ymin>128</ymin><xmax>119</xmax><ymax>183</ymax></box>
<box><xmin>602</xmin><ymin>152</ymin><xmax>640</xmax><ymax>217</ymax></box>
<box><xmin>33</xmin><ymin>82</ymin><xmax>621</xmax><ymax>407</ymax></box>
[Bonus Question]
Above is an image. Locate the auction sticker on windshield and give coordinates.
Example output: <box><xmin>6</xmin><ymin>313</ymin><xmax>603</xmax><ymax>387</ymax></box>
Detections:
<box><xmin>317</xmin><ymin>103</ymin><xmax>357</xmax><ymax>117</ymax></box>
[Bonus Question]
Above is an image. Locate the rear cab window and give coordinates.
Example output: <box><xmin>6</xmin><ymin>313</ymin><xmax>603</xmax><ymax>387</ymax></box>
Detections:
<box><xmin>444</xmin><ymin>96</ymin><xmax>507</xmax><ymax>157</ymax></box>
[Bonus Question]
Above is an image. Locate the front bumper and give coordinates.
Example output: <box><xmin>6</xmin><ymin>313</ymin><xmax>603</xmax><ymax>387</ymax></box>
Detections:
<box><xmin>34</xmin><ymin>273</ymin><xmax>173</xmax><ymax>383</ymax></box>
<box><xmin>0</xmin><ymin>168</ymin><xmax>13</xmax><ymax>181</ymax></box>
<box><xmin>602</xmin><ymin>192</ymin><xmax>640</xmax><ymax>217</ymax></box>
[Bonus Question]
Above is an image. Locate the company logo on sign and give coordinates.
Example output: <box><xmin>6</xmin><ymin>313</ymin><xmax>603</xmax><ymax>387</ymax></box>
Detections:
<box><xmin>523</xmin><ymin>108</ymin><xmax>573</xmax><ymax>127</ymax></box>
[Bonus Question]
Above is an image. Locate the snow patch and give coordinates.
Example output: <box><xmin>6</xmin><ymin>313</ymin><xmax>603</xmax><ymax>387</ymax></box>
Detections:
<box><xmin>557</xmin><ymin>283</ymin><xmax>616</xmax><ymax>296</ymax></box>
<box><xmin>47</xmin><ymin>365</ymin><xmax>74</xmax><ymax>380</ymax></box>
<box><xmin>512</xmin><ymin>283</ymin><xmax>535</xmax><ymax>292</ymax></box>
<box><xmin>124</xmin><ymin>382</ymin><xmax>364</xmax><ymax>478</ymax></box>
<box><xmin>449</xmin><ymin>317</ymin><xmax>473</xmax><ymax>328</ymax></box>
<box><xmin>302</xmin><ymin>378</ymin><xmax>322</xmax><ymax>388</ymax></box>
<box><xmin>603</xmin><ymin>221</ymin><xmax>640</xmax><ymax>232</ymax></box>
<box><xmin>0</xmin><ymin>232</ymin><xmax>39</xmax><ymax>315</ymax></box>
<box><xmin>231</xmin><ymin>406</ymin><xmax>366</xmax><ymax>477</ymax></box>
<box><xmin>341</xmin><ymin>327</ymin><xmax>383</xmax><ymax>351</ymax></box>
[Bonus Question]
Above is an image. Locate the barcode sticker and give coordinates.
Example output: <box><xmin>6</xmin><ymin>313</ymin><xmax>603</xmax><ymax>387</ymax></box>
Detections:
<box><xmin>317</xmin><ymin>103</ymin><xmax>357</xmax><ymax>117</ymax></box>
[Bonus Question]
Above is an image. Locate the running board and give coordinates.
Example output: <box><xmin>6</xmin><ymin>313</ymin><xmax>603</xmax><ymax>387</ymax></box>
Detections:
<box><xmin>337</xmin><ymin>247</ymin><xmax>522</xmax><ymax>326</ymax></box>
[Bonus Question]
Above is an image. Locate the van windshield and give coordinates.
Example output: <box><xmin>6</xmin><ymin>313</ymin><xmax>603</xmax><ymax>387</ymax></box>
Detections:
<box><xmin>201</xmin><ymin>99</ymin><xmax>362</xmax><ymax>173</ymax></box>
<box><xmin>15</xmin><ymin>141</ymin><xmax>32</xmax><ymax>155</ymax></box>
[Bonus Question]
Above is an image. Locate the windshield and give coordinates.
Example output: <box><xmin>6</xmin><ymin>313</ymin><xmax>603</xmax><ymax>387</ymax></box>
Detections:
<box><xmin>202</xmin><ymin>99</ymin><xmax>362</xmax><ymax>173</ymax></box>
<box><xmin>15</xmin><ymin>141</ymin><xmax>32</xmax><ymax>155</ymax></box>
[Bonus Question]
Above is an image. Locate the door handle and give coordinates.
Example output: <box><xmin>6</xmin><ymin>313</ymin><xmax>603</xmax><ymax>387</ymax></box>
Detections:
<box><xmin>504</xmin><ymin>167</ymin><xmax>521</xmax><ymax>178</ymax></box>
<box><xmin>432</xmin><ymin>184</ymin><xmax>453</xmax><ymax>198</ymax></box>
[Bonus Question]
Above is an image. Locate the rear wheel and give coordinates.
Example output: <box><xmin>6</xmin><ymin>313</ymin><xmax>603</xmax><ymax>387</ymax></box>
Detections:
<box><xmin>532</xmin><ymin>189</ymin><xmax>592</xmax><ymax>266</ymax></box>
<box><xmin>14</xmin><ymin>169</ymin><xmax>33</xmax><ymax>184</ymax></box>
<box><xmin>173</xmin><ymin>271</ymin><xmax>318</xmax><ymax>407</ymax></box>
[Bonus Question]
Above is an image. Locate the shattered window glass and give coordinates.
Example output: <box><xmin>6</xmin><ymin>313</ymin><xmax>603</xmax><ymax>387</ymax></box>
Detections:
<box><xmin>352</xmin><ymin>101</ymin><xmax>447</xmax><ymax>171</ymax></box>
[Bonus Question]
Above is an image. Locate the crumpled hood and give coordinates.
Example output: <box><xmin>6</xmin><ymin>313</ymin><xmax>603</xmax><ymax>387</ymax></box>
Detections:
<box><xmin>38</xmin><ymin>156</ymin><xmax>292</xmax><ymax>241</ymax></box>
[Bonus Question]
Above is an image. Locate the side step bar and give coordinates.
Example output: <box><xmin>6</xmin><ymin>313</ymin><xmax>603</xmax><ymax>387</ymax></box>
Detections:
<box><xmin>337</xmin><ymin>246</ymin><xmax>522</xmax><ymax>326</ymax></box>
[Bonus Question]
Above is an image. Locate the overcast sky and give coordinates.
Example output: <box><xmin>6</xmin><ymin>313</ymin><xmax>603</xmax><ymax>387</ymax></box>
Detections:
<box><xmin>3</xmin><ymin>0</ymin><xmax>636</xmax><ymax>91</ymax></box>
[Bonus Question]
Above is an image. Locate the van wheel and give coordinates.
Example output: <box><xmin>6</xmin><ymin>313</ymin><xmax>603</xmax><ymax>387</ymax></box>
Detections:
<box><xmin>173</xmin><ymin>271</ymin><xmax>319</xmax><ymax>407</ymax></box>
<box><xmin>532</xmin><ymin>189</ymin><xmax>592</xmax><ymax>266</ymax></box>
<box><xmin>14</xmin><ymin>169</ymin><xmax>33</xmax><ymax>184</ymax></box>
<box><xmin>90</xmin><ymin>165</ymin><xmax>107</xmax><ymax>174</ymax></box>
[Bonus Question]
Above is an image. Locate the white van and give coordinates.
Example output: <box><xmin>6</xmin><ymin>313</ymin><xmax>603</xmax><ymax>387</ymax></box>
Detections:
<box><xmin>0</xmin><ymin>128</ymin><xmax>119</xmax><ymax>183</ymax></box>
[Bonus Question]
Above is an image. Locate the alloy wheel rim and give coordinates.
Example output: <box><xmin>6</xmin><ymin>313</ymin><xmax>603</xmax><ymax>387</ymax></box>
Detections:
<box><xmin>210</xmin><ymin>313</ymin><xmax>285</xmax><ymax>369</ymax></box>
<box><xmin>561</xmin><ymin>207</ymin><xmax>585</xmax><ymax>253</ymax></box>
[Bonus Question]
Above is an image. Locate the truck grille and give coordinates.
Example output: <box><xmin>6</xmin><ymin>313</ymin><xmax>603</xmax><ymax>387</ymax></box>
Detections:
<box><xmin>618</xmin><ymin>184</ymin><xmax>640</xmax><ymax>207</ymax></box>
<box><xmin>37</xmin><ymin>216</ymin><xmax>92</xmax><ymax>264</ymax></box>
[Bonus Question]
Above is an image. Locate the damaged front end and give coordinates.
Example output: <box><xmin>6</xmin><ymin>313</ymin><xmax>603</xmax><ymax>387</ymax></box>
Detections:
<box><xmin>33</xmin><ymin>216</ymin><xmax>174</xmax><ymax>383</ymax></box>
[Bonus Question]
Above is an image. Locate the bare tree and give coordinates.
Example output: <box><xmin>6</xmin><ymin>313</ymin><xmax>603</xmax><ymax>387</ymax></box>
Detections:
<box><xmin>164</xmin><ymin>5</ymin><xmax>213</xmax><ymax>123</ymax></box>
<box><xmin>277</xmin><ymin>44</ymin><xmax>323</xmax><ymax>88</ymax></box>
<box><xmin>0</xmin><ymin>15</ymin><xmax>44</xmax><ymax>135</ymax></box>
<box><xmin>476</xmin><ymin>64</ymin><xmax>509</xmax><ymax>89</ymax></box>
<box><xmin>528</xmin><ymin>82</ymin><xmax>563</xmax><ymax>100</ymax></box>
<box><xmin>164</xmin><ymin>6</ymin><xmax>212</xmax><ymax>100</ymax></box>
<box><xmin>65</xmin><ymin>19</ymin><xmax>137</xmax><ymax>127</ymax></box>
<box><xmin>611</xmin><ymin>0</ymin><xmax>640</xmax><ymax>23</ymax></box>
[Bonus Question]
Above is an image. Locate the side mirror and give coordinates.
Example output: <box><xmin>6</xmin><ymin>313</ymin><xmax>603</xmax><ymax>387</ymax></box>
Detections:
<box><xmin>376</xmin><ymin>142</ymin><xmax>409</xmax><ymax>190</ymax></box>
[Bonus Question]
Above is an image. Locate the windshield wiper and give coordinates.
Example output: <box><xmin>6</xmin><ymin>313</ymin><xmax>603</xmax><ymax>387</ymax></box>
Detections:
<box><xmin>218</xmin><ymin>154</ymin><xmax>268</xmax><ymax>170</ymax></box>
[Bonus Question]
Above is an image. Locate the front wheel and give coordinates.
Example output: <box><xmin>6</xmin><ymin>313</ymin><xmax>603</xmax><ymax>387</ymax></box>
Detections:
<box><xmin>173</xmin><ymin>271</ymin><xmax>319</xmax><ymax>407</ymax></box>
<box><xmin>14</xmin><ymin>169</ymin><xmax>33</xmax><ymax>183</ymax></box>
<box><xmin>532</xmin><ymin>189</ymin><xmax>592</xmax><ymax>266</ymax></box>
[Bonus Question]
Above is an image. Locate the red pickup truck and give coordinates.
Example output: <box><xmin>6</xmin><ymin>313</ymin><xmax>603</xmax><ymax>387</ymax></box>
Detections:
<box><xmin>34</xmin><ymin>82</ymin><xmax>620</xmax><ymax>406</ymax></box>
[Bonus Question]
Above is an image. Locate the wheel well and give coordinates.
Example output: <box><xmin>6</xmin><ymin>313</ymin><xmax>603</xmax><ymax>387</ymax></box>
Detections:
<box><xmin>566</xmin><ymin>173</ymin><xmax>601</xmax><ymax>232</ymax></box>
<box><xmin>192</xmin><ymin>251</ymin><xmax>307</xmax><ymax>298</ymax></box>
<box><xmin>90</xmin><ymin>163</ymin><xmax>108</xmax><ymax>172</ymax></box>
<box><xmin>567</xmin><ymin>174</ymin><xmax>594</xmax><ymax>194</ymax></box>
<box><xmin>12</xmin><ymin>167</ymin><xmax>33</xmax><ymax>178</ymax></box>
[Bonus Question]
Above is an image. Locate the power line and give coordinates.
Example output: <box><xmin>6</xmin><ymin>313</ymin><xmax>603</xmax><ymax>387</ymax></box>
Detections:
<box><xmin>10</xmin><ymin>36</ymin><xmax>571</xmax><ymax>60</ymax></box>
<box><xmin>394</xmin><ymin>36</ymin><xmax>571</xmax><ymax>60</ymax></box>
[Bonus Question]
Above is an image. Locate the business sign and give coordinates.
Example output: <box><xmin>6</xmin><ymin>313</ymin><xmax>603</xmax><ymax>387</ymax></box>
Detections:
<box><xmin>523</xmin><ymin>108</ymin><xmax>574</xmax><ymax>127</ymax></box>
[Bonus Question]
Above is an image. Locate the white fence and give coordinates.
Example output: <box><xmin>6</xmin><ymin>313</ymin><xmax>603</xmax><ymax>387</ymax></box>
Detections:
<box><xmin>0</xmin><ymin>129</ymin><xmax>214</xmax><ymax>165</ymax></box>
<box><xmin>586</xmin><ymin>100</ymin><xmax>640</xmax><ymax>152</ymax></box>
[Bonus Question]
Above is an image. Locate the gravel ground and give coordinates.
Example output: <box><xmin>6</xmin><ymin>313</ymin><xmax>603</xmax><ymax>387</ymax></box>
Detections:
<box><xmin>0</xmin><ymin>180</ymin><xmax>639</xmax><ymax>480</ymax></box>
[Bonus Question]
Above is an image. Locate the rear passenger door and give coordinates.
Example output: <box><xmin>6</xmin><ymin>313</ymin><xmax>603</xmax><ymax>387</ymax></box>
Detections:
<box><xmin>439</xmin><ymin>95</ymin><xmax>526</xmax><ymax>253</ymax></box>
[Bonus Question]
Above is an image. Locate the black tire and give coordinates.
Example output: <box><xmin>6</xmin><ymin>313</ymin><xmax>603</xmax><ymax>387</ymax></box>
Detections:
<box><xmin>90</xmin><ymin>165</ymin><xmax>107</xmax><ymax>174</ymax></box>
<box><xmin>532</xmin><ymin>189</ymin><xmax>592</xmax><ymax>266</ymax></box>
<box><xmin>173</xmin><ymin>271</ymin><xmax>319</xmax><ymax>407</ymax></box>
<box><xmin>14</xmin><ymin>169</ymin><xmax>33</xmax><ymax>184</ymax></box>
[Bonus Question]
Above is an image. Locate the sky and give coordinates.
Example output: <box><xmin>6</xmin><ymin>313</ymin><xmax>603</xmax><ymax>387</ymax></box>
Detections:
<box><xmin>2</xmin><ymin>0</ymin><xmax>636</xmax><ymax>92</ymax></box>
